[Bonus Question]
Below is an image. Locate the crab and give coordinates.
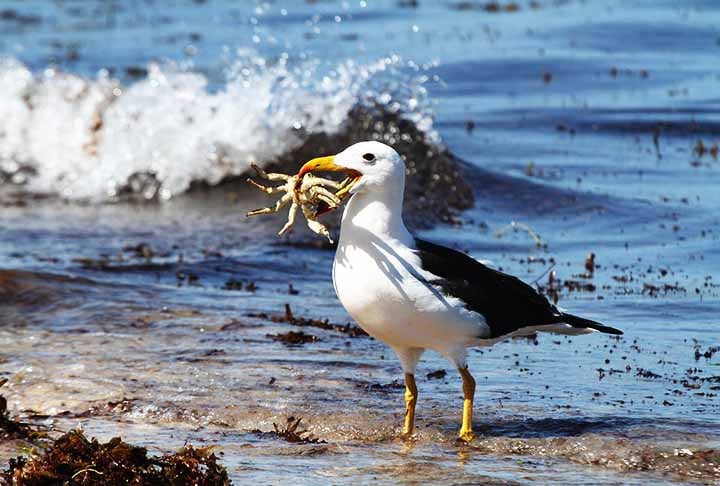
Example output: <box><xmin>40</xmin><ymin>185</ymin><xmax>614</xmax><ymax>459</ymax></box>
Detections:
<box><xmin>245</xmin><ymin>164</ymin><xmax>352</xmax><ymax>243</ymax></box>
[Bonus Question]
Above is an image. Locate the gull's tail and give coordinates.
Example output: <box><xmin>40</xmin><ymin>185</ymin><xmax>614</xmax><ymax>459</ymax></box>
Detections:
<box><xmin>560</xmin><ymin>313</ymin><xmax>623</xmax><ymax>335</ymax></box>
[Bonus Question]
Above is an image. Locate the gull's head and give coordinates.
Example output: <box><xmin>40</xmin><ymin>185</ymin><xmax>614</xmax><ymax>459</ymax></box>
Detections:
<box><xmin>298</xmin><ymin>141</ymin><xmax>405</xmax><ymax>197</ymax></box>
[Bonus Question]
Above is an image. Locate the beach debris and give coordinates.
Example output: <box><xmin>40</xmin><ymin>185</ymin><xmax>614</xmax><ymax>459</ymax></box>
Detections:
<box><xmin>562</xmin><ymin>280</ymin><xmax>596</xmax><ymax>292</ymax></box>
<box><xmin>176</xmin><ymin>271</ymin><xmax>199</xmax><ymax>286</ymax></box>
<box><xmin>525</xmin><ymin>161</ymin><xmax>535</xmax><ymax>176</ymax></box>
<box><xmin>426</xmin><ymin>369</ymin><xmax>447</xmax><ymax>380</ymax></box>
<box><xmin>397</xmin><ymin>0</ymin><xmax>419</xmax><ymax>8</ymax></box>
<box><xmin>123</xmin><ymin>242</ymin><xmax>154</xmax><ymax>259</ymax></box>
<box><xmin>357</xmin><ymin>380</ymin><xmax>405</xmax><ymax>392</ymax></box>
<box><xmin>272</xmin><ymin>417</ymin><xmax>326</xmax><ymax>444</ymax></box>
<box><xmin>584</xmin><ymin>252</ymin><xmax>596</xmax><ymax>276</ymax></box>
<box><xmin>546</xmin><ymin>271</ymin><xmax>559</xmax><ymax>303</ymax></box>
<box><xmin>246</xmin><ymin>163</ymin><xmax>353</xmax><ymax>243</ymax></box>
<box><xmin>248</xmin><ymin>304</ymin><xmax>368</xmax><ymax>338</ymax></box>
<box><xmin>636</xmin><ymin>368</ymin><xmax>662</xmax><ymax>379</ymax></box>
<box><xmin>451</xmin><ymin>1</ymin><xmax>522</xmax><ymax>12</ymax></box>
<box><xmin>222</xmin><ymin>278</ymin><xmax>243</xmax><ymax>291</ymax></box>
<box><xmin>694</xmin><ymin>139</ymin><xmax>719</xmax><ymax>160</ymax></box>
<box><xmin>1</xmin><ymin>430</ymin><xmax>230</xmax><ymax>485</ymax></box>
<box><xmin>694</xmin><ymin>345</ymin><xmax>719</xmax><ymax>361</ymax></box>
<box><xmin>267</xmin><ymin>330</ymin><xmax>320</xmax><ymax>346</ymax></box>
<box><xmin>251</xmin><ymin>417</ymin><xmax>326</xmax><ymax>444</ymax></box>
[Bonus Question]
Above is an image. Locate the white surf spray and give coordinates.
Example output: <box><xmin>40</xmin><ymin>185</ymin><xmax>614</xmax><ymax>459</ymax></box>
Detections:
<box><xmin>0</xmin><ymin>53</ymin><xmax>437</xmax><ymax>201</ymax></box>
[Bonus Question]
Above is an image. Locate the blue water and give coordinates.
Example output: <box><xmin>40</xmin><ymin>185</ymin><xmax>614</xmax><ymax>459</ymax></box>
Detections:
<box><xmin>1</xmin><ymin>1</ymin><xmax>719</xmax><ymax>484</ymax></box>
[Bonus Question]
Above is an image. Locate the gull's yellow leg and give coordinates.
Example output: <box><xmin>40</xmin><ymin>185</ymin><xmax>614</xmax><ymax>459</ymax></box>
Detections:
<box><xmin>402</xmin><ymin>373</ymin><xmax>418</xmax><ymax>438</ymax></box>
<box><xmin>458</xmin><ymin>366</ymin><xmax>476</xmax><ymax>442</ymax></box>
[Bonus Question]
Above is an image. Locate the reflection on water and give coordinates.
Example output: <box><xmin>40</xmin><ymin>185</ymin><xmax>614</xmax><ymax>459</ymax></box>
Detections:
<box><xmin>1</xmin><ymin>0</ymin><xmax>719</xmax><ymax>484</ymax></box>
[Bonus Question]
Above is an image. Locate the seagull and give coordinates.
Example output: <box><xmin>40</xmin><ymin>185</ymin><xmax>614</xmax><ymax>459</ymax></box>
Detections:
<box><xmin>297</xmin><ymin>141</ymin><xmax>622</xmax><ymax>442</ymax></box>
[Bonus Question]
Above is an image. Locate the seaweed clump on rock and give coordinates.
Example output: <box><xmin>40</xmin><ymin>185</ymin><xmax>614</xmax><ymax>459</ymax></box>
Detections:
<box><xmin>2</xmin><ymin>430</ymin><xmax>230</xmax><ymax>486</ymax></box>
<box><xmin>258</xmin><ymin>105</ymin><xmax>474</xmax><ymax>228</ymax></box>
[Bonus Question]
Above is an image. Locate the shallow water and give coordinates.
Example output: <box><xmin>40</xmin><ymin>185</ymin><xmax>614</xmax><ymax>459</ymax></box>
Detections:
<box><xmin>1</xmin><ymin>1</ymin><xmax>719</xmax><ymax>484</ymax></box>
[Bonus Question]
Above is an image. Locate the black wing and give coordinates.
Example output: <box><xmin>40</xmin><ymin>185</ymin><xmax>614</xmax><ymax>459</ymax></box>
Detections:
<box><xmin>414</xmin><ymin>238</ymin><xmax>621</xmax><ymax>338</ymax></box>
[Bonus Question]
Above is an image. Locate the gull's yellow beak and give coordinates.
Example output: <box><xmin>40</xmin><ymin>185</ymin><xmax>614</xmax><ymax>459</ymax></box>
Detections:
<box><xmin>297</xmin><ymin>156</ymin><xmax>346</xmax><ymax>177</ymax></box>
<box><xmin>296</xmin><ymin>155</ymin><xmax>362</xmax><ymax>201</ymax></box>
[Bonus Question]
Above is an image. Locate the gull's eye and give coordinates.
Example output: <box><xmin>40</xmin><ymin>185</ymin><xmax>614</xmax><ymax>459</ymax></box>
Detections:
<box><xmin>362</xmin><ymin>153</ymin><xmax>375</xmax><ymax>164</ymax></box>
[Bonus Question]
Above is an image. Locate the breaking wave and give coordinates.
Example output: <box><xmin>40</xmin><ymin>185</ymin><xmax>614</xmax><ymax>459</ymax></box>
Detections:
<box><xmin>0</xmin><ymin>53</ymin><xmax>437</xmax><ymax>201</ymax></box>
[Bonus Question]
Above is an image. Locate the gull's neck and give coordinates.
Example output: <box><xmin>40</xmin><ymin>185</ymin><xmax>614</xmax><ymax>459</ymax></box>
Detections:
<box><xmin>338</xmin><ymin>187</ymin><xmax>413</xmax><ymax>245</ymax></box>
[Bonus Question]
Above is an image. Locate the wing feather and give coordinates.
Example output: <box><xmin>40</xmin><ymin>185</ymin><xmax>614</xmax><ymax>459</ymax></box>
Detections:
<box><xmin>414</xmin><ymin>238</ymin><xmax>588</xmax><ymax>338</ymax></box>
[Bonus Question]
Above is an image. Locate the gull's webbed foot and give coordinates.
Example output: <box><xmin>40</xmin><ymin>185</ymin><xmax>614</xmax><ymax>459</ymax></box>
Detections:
<box><xmin>457</xmin><ymin>429</ymin><xmax>475</xmax><ymax>444</ymax></box>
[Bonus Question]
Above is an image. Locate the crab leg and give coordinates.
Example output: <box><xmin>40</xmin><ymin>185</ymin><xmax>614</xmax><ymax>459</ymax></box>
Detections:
<box><xmin>305</xmin><ymin>176</ymin><xmax>343</xmax><ymax>189</ymax></box>
<box><xmin>310</xmin><ymin>186</ymin><xmax>342</xmax><ymax>205</ymax></box>
<box><xmin>247</xmin><ymin>192</ymin><xmax>293</xmax><ymax>217</ymax></box>
<box><xmin>246</xmin><ymin>178</ymin><xmax>285</xmax><ymax>195</ymax></box>
<box><xmin>251</xmin><ymin>163</ymin><xmax>291</xmax><ymax>182</ymax></box>
<box><xmin>278</xmin><ymin>201</ymin><xmax>299</xmax><ymax>235</ymax></box>
<box><xmin>301</xmin><ymin>203</ymin><xmax>333</xmax><ymax>243</ymax></box>
<box><xmin>314</xmin><ymin>192</ymin><xmax>340</xmax><ymax>209</ymax></box>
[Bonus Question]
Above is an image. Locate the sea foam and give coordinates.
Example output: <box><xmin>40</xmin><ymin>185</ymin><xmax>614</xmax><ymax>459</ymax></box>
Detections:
<box><xmin>0</xmin><ymin>53</ymin><xmax>436</xmax><ymax>201</ymax></box>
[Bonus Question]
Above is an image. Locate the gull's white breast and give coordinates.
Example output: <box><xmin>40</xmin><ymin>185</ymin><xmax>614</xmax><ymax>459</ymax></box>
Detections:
<box><xmin>332</xmin><ymin>234</ymin><xmax>489</xmax><ymax>352</ymax></box>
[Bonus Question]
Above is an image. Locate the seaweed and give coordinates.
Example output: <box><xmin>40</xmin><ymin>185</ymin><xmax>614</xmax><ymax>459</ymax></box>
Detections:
<box><xmin>0</xmin><ymin>379</ymin><xmax>48</xmax><ymax>444</ymax></box>
<box><xmin>222</xmin><ymin>278</ymin><xmax>243</xmax><ymax>291</ymax></box>
<box><xmin>266</xmin><ymin>330</ymin><xmax>319</xmax><ymax>346</ymax></box>
<box><xmin>1</xmin><ymin>430</ymin><xmax>230</xmax><ymax>485</ymax></box>
<box><xmin>357</xmin><ymin>380</ymin><xmax>404</xmax><ymax>393</ymax></box>
<box><xmin>272</xmin><ymin>417</ymin><xmax>325</xmax><ymax>444</ymax></box>
<box><xmin>451</xmin><ymin>1</ymin><xmax>521</xmax><ymax>12</ymax></box>
<box><xmin>122</xmin><ymin>242</ymin><xmax>154</xmax><ymax>259</ymax></box>
<box><xmin>249</xmin><ymin>304</ymin><xmax>368</xmax><ymax>338</ymax></box>
<box><xmin>694</xmin><ymin>346</ymin><xmax>720</xmax><ymax>361</ymax></box>
<box><xmin>426</xmin><ymin>369</ymin><xmax>447</xmax><ymax>380</ymax></box>
<box><xmin>249</xmin><ymin>417</ymin><xmax>326</xmax><ymax>445</ymax></box>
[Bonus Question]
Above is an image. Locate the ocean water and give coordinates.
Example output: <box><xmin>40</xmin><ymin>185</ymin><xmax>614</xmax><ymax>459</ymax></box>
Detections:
<box><xmin>1</xmin><ymin>1</ymin><xmax>719</xmax><ymax>484</ymax></box>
